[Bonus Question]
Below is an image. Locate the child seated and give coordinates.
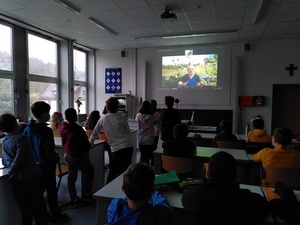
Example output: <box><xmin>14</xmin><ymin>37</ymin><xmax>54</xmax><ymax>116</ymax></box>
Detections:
<box><xmin>107</xmin><ymin>163</ymin><xmax>173</xmax><ymax>225</ymax></box>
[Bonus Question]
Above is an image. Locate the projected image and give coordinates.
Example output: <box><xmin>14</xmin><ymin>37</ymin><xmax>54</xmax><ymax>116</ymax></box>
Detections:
<box><xmin>162</xmin><ymin>53</ymin><xmax>218</xmax><ymax>88</ymax></box>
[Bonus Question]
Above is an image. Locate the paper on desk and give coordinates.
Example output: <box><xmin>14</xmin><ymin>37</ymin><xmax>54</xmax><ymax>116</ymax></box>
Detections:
<box><xmin>154</xmin><ymin>170</ymin><xmax>180</xmax><ymax>186</ymax></box>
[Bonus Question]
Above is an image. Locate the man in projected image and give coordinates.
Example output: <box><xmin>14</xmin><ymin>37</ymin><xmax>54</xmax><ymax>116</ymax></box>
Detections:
<box><xmin>178</xmin><ymin>64</ymin><xmax>207</xmax><ymax>88</ymax></box>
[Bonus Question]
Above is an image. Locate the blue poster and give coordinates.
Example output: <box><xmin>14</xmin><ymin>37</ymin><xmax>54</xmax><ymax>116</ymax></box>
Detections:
<box><xmin>105</xmin><ymin>68</ymin><xmax>122</xmax><ymax>93</ymax></box>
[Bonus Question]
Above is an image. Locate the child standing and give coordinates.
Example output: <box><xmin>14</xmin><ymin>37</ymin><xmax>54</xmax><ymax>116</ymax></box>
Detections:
<box><xmin>90</xmin><ymin>97</ymin><xmax>133</xmax><ymax>184</ymax></box>
<box><xmin>50</xmin><ymin>111</ymin><xmax>64</xmax><ymax>132</ymax></box>
<box><xmin>61</xmin><ymin>108</ymin><xmax>95</xmax><ymax>208</ymax></box>
<box><xmin>23</xmin><ymin>101</ymin><xmax>68</xmax><ymax>224</ymax></box>
<box><xmin>0</xmin><ymin>113</ymin><xmax>49</xmax><ymax>225</ymax></box>
<box><xmin>135</xmin><ymin>100</ymin><xmax>157</xmax><ymax>166</ymax></box>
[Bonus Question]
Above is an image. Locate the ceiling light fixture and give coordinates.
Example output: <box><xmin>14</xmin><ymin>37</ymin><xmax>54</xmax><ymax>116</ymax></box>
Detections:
<box><xmin>135</xmin><ymin>29</ymin><xmax>239</xmax><ymax>40</ymax></box>
<box><xmin>88</xmin><ymin>17</ymin><xmax>118</xmax><ymax>36</ymax></box>
<box><xmin>54</xmin><ymin>0</ymin><xmax>81</xmax><ymax>15</ymax></box>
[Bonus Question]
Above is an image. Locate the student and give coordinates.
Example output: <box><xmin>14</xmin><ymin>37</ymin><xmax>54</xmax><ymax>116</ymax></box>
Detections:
<box><xmin>150</xmin><ymin>99</ymin><xmax>160</xmax><ymax>150</ymax></box>
<box><xmin>61</xmin><ymin>108</ymin><xmax>95</xmax><ymax>208</ymax></box>
<box><xmin>162</xmin><ymin>123</ymin><xmax>196</xmax><ymax>157</ymax></box>
<box><xmin>252</xmin><ymin>127</ymin><xmax>300</xmax><ymax>169</ymax></box>
<box><xmin>135</xmin><ymin>100</ymin><xmax>157</xmax><ymax>166</ymax></box>
<box><xmin>84</xmin><ymin>110</ymin><xmax>100</xmax><ymax>131</ymax></box>
<box><xmin>23</xmin><ymin>101</ymin><xmax>68</xmax><ymax>224</ymax></box>
<box><xmin>182</xmin><ymin>151</ymin><xmax>269</xmax><ymax>225</ymax></box>
<box><xmin>211</xmin><ymin>119</ymin><xmax>238</xmax><ymax>147</ymax></box>
<box><xmin>90</xmin><ymin>97</ymin><xmax>133</xmax><ymax>184</ymax></box>
<box><xmin>0</xmin><ymin>113</ymin><xmax>49</xmax><ymax>225</ymax></box>
<box><xmin>246</xmin><ymin>117</ymin><xmax>272</xmax><ymax>143</ymax></box>
<box><xmin>50</xmin><ymin>111</ymin><xmax>64</xmax><ymax>132</ymax></box>
<box><xmin>107</xmin><ymin>163</ymin><xmax>173</xmax><ymax>225</ymax></box>
<box><xmin>160</xmin><ymin>96</ymin><xmax>181</xmax><ymax>142</ymax></box>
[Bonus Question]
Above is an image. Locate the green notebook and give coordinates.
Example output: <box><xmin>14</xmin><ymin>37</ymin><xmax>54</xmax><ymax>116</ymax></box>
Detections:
<box><xmin>154</xmin><ymin>170</ymin><xmax>180</xmax><ymax>185</ymax></box>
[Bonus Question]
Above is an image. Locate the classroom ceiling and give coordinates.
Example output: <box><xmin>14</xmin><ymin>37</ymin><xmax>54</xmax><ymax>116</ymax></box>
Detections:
<box><xmin>0</xmin><ymin>0</ymin><xmax>299</xmax><ymax>51</ymax></box>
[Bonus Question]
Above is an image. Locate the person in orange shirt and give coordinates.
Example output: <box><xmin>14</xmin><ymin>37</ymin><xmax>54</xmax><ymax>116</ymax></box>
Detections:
<box><xmin>246</xmin><ymin>117</ymin><xmax>271</xmax><ymax>143</ymax></box>
<box><xmin>252</xmin><ymin>127</ymin><xmax>300</xmax><ymax>169</ymax></box>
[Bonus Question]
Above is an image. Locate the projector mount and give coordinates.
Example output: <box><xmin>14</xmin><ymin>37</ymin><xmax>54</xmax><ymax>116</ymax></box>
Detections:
<box><xmin>161</xmin><ymin>7</ymin><xmax>177</xmax><ymax>22</ymax></box>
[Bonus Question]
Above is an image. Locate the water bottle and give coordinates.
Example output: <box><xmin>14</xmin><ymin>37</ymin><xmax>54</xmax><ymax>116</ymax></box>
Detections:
<box><xmin>245</xmin><ymin>123</ymin><xmax>250</xmax><ymax>139</ymax></box>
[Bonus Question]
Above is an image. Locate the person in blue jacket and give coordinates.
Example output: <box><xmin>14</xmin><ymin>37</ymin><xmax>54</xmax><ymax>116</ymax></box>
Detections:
<box><xmin>107</xmin><ymin>163</ymin><xmax>173</xmax><ymax>225</ymax></box>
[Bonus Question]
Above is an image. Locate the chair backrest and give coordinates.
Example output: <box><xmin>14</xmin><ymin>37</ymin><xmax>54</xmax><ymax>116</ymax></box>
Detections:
<box><xmin>161</xmin><ymin>155</ymin><xmax>193</xmax><ymax>174</ymax></box>
<box><xmin>216</xmin><ymin>140</ymin><xmax>245</xmax><ymax>149</ymax></box>
<box><xmin>246</xmin><ymin>142</ymin><xmax>273</xmax><ymax>154</ymax></box>
<box><xmin>263</xmin><ymin>166</ymin><xmax>300</xmax><ymax>190</ymax></box>
<box><xmin>53</xmin><ymin>131</ymin><xmax>61</xmax><ymax>137</ymax></box>
<box><xmin>85</xmin><ymin>130</ymin><xmax>93</xmax><ymax>138</ymax></box>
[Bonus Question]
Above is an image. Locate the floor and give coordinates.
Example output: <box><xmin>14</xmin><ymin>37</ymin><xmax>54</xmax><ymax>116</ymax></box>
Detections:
<box><xmin>55</xmin><ymin>150</ymin><xmax>141</xmax><ymax>225</ymax></box>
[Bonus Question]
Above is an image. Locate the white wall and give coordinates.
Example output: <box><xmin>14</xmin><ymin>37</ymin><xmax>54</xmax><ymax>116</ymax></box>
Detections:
<box><xmin>95</xmin><ymin>38</ymin><xmax>300</xmax><ymax>135</ymax></box>
<box><xmin>94</xmin><ymin>49</ymin><xmax>137</xmax><ymax>116</ymax></box>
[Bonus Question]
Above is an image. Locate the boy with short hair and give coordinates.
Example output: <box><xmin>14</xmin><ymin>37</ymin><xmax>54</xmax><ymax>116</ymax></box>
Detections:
<box><xmin>61</xmin><ymin>107</ymin><xmax>95</xmax><ymax>208</ymax></box>
<box><xmin>90</xmin><ymin>97</ymin><xmax>133</xmax><ymax>184</ymax></box>
<box><xmin>0</xmin><ymin>113</ymin><xmax>49</xmax><ymax>225</ymax></box>
<box><xmin>252</xmin><ymin>127</ymin><xmax>300</xmax><ymax>169</ymax></box>
<box><xmin>160</xmin><ymin>96</ymin><xmax>181</xmax><ymax>142</ymax></box>
<box><xmin>23</xmin><ymin>101</ymin><xmax>68</xmax><ymax>224</ymax></box>
<box><xmin>182</xmin><ymin>151</ymin><xmax>269</xmax><ymax>225</ymax></box>
<box><xmin>246</xmin><ymin>117</ymin><xmax>271</xmax><ymax>143</ymax></box>
<box><xmin>107</xmin><ymin>163</ymin><xmax>173</xmax><ymax>225</ymax></box>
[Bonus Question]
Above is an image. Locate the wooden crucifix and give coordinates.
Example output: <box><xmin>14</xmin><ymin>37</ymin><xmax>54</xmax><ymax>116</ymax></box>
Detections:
<box><xmin>286</xmin><ymin>63</ymin><xmax>298</xmax><ymax>76</ymax></box>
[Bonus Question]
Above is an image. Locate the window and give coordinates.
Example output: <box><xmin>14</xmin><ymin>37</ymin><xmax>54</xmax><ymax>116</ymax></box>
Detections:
<box><xmin>28</xmin><ymin>34</ymin><xmax>57</xmax><ymax>77</ymax></box>
<box><xmin>73</xmin><ymin>48</ymin><xmax>87</xmax><ymax>114</ymax></box>
<box><xmin>28</xmin><ymin>33</ymin><xmax>59</xmax><ymax>117</ymax></box>
<box><xmin>0</xmin><ymin>23</ymin><xmax>14</xmax><ymax>114</ymax></box>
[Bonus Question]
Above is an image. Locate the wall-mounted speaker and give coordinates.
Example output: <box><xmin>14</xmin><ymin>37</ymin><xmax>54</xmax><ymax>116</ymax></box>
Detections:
<box><xmin>245</xmin><ymin>43</ymin><xmax>250</xmax><ymax>51</ymax></box>
<box><xmin>121</xmin><ymin>50</ymin><xmax>125</xmax><ymax>57</ymax></box>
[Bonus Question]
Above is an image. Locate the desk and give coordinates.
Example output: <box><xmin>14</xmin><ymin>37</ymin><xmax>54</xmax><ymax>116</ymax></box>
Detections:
<box><xmin>54</xmin><ymin>137</ymin><xmax>105</xmax><ymax>194</ymax></box>
<box><xmin>93</xmin><ymin>173</ymin><xmax>278</xmax><ymax>225</ymax></box>
<box><xmin>0</xmin><ymin>159</ymin><xmax>21</xmax><ymax>224</ymax></box>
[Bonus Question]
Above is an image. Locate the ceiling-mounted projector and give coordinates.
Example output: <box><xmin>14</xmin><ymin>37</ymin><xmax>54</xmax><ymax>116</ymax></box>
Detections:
<box><xmin>161</xmin><ymin>7</ymin><xmax>177</xmax><ymax>22</ymax></box>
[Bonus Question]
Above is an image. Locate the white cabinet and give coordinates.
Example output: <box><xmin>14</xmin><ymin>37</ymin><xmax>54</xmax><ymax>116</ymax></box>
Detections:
<box><xmin>113</xmin><ymin>94</ymin><xmax>136</xmax><ymax>118</ymax></box>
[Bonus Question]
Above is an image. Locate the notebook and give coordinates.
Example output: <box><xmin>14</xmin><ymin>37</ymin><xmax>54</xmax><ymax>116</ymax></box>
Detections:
<box><xmin>154</xmin><ymin>170</ymin><xmax>180</xmax><ymax>186</ymax></box>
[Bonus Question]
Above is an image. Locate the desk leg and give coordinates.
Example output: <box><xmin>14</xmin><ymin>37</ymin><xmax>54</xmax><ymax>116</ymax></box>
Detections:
<box><xmin>131</xmin><ymin>131</ymin><xmax>137</xmax><ymax>163</ymax></box>
<box><xmin>96</xmin><ymin>199</ymin><xmax>110</xmax><ymax>225</ymax></box>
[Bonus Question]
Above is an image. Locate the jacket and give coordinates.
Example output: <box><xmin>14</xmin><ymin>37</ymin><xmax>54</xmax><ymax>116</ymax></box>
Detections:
<box><xmin>246</xmin><ymin>129</ymin><xmax>271</xmax><ymax>143</ymax></box>
<box><xmin>61</xmin><ymin>122</ymin><xmax>90</xmax><ymax>157</ymax></box>
<box><xmin>107</xmin><ymin>191</ymin><xmax>173</xmax><ymax>225</ymax></box>
<box><xmin>23</xmin><ymin>121</ymin><xmax>58</xmax><ymax>171</ymax></box>
<box><xmin>2</xmin><ymin>133</ymin><xmax>42</xmax><ymax>180</ymax></box>
<box><xmin>182</xmin><ymin>180</ymin><xmax>270</xmax><ymax>225</ymax></box>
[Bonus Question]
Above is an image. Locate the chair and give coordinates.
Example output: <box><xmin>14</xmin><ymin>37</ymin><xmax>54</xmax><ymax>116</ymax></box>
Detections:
<box><xmin>55</xmin><ymin>152</ymin><xmax>68</xmax><ymax>191</ymax></box>
<box><xmin>216</xmin><ymin>140</ymin><xmax>245</xmax><ymax>149</ymax></box>
<box><xmin>161</xmin><ymin>155</ymin><xmax>193</xmax><ymax>177</ymax></box>
<box><xmin>246</xmin><ymin>142</ymin><xmax>273</xmax><ymax>154</ymax></box>
<box><xmin>53</xmin><ymin>131</ymin><xmax>61</xmax><ymax>137</ymax></box>
<box><xmin>262</xmin><ymin>166</ymin><xmax>300</xmax><ymax>190</ymax></box>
